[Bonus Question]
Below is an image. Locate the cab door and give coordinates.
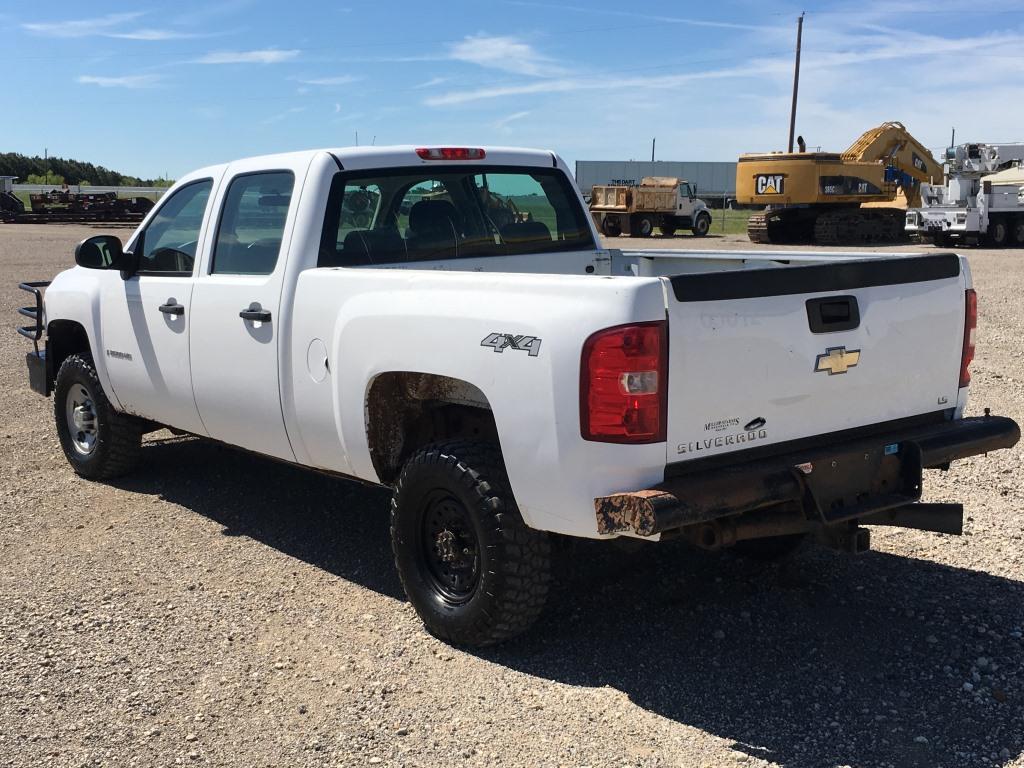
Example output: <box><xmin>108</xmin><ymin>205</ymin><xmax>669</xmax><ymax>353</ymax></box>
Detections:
<box><xmin>678</xmin><ymin>182</ymin><xmax>695</xmax><ymax>217</ymax></box>
<box><xmin>188</xmin><ymin>164</ymin><xmax>302</xmax><ymax>461</ymax></box>
<box><xmin>99</xmin><ymin>176</ymin><xmax>217</xmax><ymax>434</ymax></box>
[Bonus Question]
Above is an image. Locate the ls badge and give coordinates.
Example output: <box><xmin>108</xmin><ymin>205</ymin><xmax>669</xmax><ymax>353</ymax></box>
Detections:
<box><xmin>815</xmin><ymin>346</ymin><xmax>860</xmax><ymax>375</ymax></box>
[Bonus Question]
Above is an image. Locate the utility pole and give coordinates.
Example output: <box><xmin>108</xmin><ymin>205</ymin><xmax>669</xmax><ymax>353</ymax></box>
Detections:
<box><xmin>651</xmin><ymin>137</ymin><xmax>656</xmax><ymax>162</ymax></box>
<box><xmin>787</xmin><ymin>12</ymin><xmax>804</xmax><ymax>153</ymax></box>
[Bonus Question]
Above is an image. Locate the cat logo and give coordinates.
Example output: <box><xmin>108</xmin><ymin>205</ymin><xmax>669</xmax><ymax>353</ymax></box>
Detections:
<box><xmin>755</xmin><ymin>174</ymin><xmax>785</xmax><ymax>195</ymax></box>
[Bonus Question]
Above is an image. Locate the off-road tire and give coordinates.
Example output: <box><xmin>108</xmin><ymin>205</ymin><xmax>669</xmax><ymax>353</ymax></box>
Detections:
<box><xmin>54</xmin><ymin>352</ymin><xmax>142</xmax><ymax>480</ymax></box>
<box><xmin>390</xmin><ymin>440</ymin><xmax>551</xmax><ymax>647</ymax></box>
<box><xmin>732</xmin><ymin>533</ymin><xmax>807</xmax><ymax>561</ymax></box>
<box><xmin>691</xmin><ymin>212</ymin><xmax>711</xmax><ymax>237</ymax></box>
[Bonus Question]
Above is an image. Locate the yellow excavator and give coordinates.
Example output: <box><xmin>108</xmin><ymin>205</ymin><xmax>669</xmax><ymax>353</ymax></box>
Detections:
<box><xmin>736</xmin><ymin>122</ymin><xmax>945</xmax><ymax>245</ymax></box>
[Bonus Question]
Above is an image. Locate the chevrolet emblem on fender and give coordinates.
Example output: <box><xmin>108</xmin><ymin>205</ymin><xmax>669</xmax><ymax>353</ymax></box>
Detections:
<box><xmin>815</xmin><ymin>346</ymin><xmax>861</xmax><ymax>375</ymax></box>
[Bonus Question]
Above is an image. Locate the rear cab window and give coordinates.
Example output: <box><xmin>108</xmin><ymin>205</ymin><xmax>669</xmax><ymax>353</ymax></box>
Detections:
<box><xmin>318</xmin><ymin>166</ymin><xmax>594</xmax><ymax>267</ymax></box>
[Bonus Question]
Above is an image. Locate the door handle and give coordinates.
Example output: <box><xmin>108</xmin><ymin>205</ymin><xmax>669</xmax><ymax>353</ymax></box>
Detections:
<box><xmin>159</xmin><ymin>301</ymin><xmax>185</xmax><ymax>316</ymax></box>
<box><xmin>239</xmin><ymin>307</ymin><xmax>272</xmax><ymax>322</ymax></box>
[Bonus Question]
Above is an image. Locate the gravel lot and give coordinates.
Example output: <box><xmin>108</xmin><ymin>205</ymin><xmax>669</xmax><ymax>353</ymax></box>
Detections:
<box><xmin>2</xmin><ymin>224</ymin><xmax>1023</xmax><ymax>768</ymax></box>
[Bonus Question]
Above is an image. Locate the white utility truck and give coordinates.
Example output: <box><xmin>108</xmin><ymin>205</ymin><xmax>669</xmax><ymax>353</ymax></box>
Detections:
<box><xmin>18</xmin><ymin>145</ymin><xmax>1019</xmax><ymax>646</ymax></box>
<box><xmin>589</xmin><ymin>176</ymin><xmax>712</xmax><ymax>237</ymax></box>
<box><xmin>906</xmin><ymin>142</ymin><xmax>1024</xmax><ymax>247</ymax></box>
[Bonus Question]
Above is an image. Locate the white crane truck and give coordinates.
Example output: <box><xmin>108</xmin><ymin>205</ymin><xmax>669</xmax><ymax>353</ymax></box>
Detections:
<box><xmin>906</xmin><ymin>142</ymin><xmax>1024</xmax><ymax>247</ymax></box>
<box><xmin>17</xmin><ymin>145</ymin><xmax>1019</xmax><ymax>646</ymax></box>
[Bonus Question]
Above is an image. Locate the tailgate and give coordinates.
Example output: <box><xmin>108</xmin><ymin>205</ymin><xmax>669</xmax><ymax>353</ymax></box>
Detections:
<box><xmin>664</xmin><ymin>254</ymin><xmax>968</xmax><ymax>462</ymax></box>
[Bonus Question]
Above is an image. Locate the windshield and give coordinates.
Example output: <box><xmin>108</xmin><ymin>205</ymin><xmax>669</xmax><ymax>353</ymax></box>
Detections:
<box><xmin>318</xmin><ymin>165</ymin><xmax>594</xmax><ymax>266</ymax></box>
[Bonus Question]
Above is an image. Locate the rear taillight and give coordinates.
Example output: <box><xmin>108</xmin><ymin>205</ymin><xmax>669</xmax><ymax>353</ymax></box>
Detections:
<box><xmin>415</xmin><ymin>147</ymin><xmax>486</xmax><ymax>161</ymax></box>
<box><xmin>959</xmin><ymin>288</ymin><xmax>977</xmax><ymax>388</ymax></box>
<box><xmin>580</xmin><ymin>321</ymin><xmax>667</xmax><ymax>443</ymax></box>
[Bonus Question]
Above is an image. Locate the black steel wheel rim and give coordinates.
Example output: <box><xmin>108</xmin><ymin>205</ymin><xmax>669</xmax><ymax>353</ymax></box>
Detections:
<box><xmin>418</xmin><ymin>489</ymin><xmax>481</xmax><ymax>603</ymax></box>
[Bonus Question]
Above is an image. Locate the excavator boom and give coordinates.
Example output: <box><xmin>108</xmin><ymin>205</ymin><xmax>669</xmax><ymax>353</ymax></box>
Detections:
<box><xmin>842</xmin><ymin>121</ymin><xmax>944</xmax><ymax>191</ymax></box>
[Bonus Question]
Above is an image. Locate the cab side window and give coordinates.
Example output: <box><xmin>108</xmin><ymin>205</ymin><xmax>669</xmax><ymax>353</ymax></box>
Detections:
<box><xmin>135</xmin><ymin>179</ymin><xmax>213</xmax><ymax>275</ymax></box>
<box><xmin>211</xmin><ymin>171</ymin><xmax>295</xmax><ymax>275</ymax></box>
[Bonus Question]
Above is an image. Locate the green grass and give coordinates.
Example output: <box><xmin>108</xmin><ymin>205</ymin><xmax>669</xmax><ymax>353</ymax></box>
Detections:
<box><xmin>712</xmin><ymin>208</ymin><xmax>755</xmax><ymax>236</ymax></box>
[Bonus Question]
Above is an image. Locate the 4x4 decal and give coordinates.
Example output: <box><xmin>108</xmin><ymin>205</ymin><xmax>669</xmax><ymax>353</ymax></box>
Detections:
<box><xmin>480</xmin><ymin>333</ymin><xmax>542</xmax><ymax>357</ymax></box>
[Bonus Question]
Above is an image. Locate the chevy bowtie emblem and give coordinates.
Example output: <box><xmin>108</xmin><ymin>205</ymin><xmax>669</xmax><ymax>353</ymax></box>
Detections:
<box><xmin>815</xmin><ymin>346</ymin><xmax>861</xmax><ymax>375</ymax></box>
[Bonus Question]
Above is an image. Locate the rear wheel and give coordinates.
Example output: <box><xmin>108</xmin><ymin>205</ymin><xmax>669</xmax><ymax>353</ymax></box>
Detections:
<box><xmin>632</xmin><ymin>215</ymin><xmax>655</xmax><ymax>237</ymax></box>
<box><xmin>988</xmin><ymin>217</ymin><xmax>1009</xmax><ymax>247</ymax></box>
<box><xmin>691</xmin><ymin>212</ymin><xmax>711</xmax><ymax>237</ymax></box>
<box><xmin>54</xmin><ymin>352</ymin><xmax>142</xmax><ymax>479</ymax></box>
<box><xmin>600</xmin><ymin>216</ymin><xmax>622</xmax><ymax>237</ymax></box>
<box><xmin>390</xmin><ymin>441</ymin><xmax>551</xmax><ymax>647</ymax></box>
<box><xmin>1013</xmin><ymin>217</ymin><xmax>1024</xmax><ymax>247</ymax></box>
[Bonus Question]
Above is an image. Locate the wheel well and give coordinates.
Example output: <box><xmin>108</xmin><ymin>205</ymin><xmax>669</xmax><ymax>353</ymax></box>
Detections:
<box><xmin>47</xmin><ymin>320</ymin><xmax>91</xmax><ymax>373</ymax></box>
<box><xmin>366</xmin><ymin>372</ymin><xmax>498</xmax><ymax>484</ymax></box>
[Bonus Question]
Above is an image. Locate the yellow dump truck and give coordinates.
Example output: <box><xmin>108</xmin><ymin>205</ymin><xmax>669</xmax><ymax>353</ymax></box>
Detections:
<box><xmin>589</xmin><ymin>176</ymin><xmax>711</xmax><ymax>237</ymax></box>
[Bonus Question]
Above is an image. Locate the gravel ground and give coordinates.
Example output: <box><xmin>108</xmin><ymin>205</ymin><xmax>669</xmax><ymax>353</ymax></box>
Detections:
<box><xmin>2</xmin><ymin>223</ymin><xmax>1023</xmax><ymax>768</ymax></box>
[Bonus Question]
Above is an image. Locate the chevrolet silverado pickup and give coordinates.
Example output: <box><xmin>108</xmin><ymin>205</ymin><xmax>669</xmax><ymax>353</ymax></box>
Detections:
<box><xmin>17</xmin><ymin>145</ymin><xmax>1020</xmax><ymax>646</ymax></box>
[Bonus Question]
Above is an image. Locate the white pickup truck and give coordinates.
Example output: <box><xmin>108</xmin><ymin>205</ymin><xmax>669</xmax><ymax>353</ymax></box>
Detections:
<box><xmin>17</xmin><ymin>145</ymin><xmax>1019</xmax><ymax>646</ymax></box>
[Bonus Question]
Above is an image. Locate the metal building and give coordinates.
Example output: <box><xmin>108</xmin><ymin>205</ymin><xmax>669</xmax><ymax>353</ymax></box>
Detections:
<box><xmin>574</xmin><ymin>160</ymin><xmax>737</xmax><ymax>205</ymax></box>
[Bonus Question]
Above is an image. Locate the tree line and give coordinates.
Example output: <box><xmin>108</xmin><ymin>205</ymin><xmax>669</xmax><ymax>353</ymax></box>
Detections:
<box><xmin>0</xmin><ymin>152</ymin><xmax>173</xmax><ymax>187</ymax></box>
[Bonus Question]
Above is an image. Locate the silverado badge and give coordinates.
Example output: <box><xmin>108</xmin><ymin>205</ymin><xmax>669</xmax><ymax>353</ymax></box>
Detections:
<box><xmin>815</xmin><ymin>346</ymin><xmax>860</xmax><ymax>375</ymax></box>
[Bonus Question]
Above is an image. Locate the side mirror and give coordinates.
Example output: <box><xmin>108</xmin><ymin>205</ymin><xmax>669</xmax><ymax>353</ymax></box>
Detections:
<box><xmin>74</xmin><ymin>235</ymin><xmax>139</xmax><ymax>279</ymax></box>
<box><xmin>75</xmin><ymin>235</ymin><xmax>124</xmax><ymax>269</ymax></box>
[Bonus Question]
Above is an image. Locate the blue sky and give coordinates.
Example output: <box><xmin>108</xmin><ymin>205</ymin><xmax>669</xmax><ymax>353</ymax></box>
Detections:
<box><xmin>5</xmin><ymin>0</ymin><xmax>1024</xmax><ymax>180</ymax></box>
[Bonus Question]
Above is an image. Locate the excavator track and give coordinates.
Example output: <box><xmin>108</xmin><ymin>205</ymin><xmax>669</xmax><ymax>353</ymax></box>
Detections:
<box><xmin>813</xmin><ymin>208</ymin><xmax>907</xmax><ymax>246</ymax></box>
<box><xmin>746</xmin><ymin>208</ymin><xmax>817</xmax><ymax>244</ymax></box>
<box><xmin>747</xmin><ymin>206</ymin><xmax>908</xmax><ymax>246</ymax></box>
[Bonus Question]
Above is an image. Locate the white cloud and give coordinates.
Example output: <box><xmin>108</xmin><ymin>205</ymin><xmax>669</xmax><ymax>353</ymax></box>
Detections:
<box><xmin>413</xmin><ymin>76</ymin><xmax>449</xmax><ymax>89</ymax></box>
<box><xmin>109</xmin><ymin>28</ymin><xmax>205</xmax><ymax>41</ymax></box>
<box><xmin>505</xmin><ymin>1</ymin><xmax>773</xmax><ymax>31</ymax></box>
<box><xmin>448</xmin><ymin>35</ymin><xmax>559</xmax><ymax>77</ymax></box>
<box><xmin>77</xmin><ymin>74</ymin><xmax>162</xmax><ymax>88</ymax></box>
<box><xmin>262</xmin><ymin>106</ymin><xmax>306</xmax><ymax>125</ymax></box>
<box><xmin>495</xmin><ymin>110</ymin><xmax>530</xmax><ymax>129</ymax></box>
<box><xmin>297</xmin><ymin>75</ymin><xmax>360</xmax><ymax>85</ymax></box>
<box><xmin>194</xmin><ymin>49</ymin><xmax>299</xmax><ymax>65</ymax></box>
<box><xmin>23</xmin><ymin>12</ymin><xmax>143</xmax><ymax>38</ymax></box>
<box><xmin>334</xmin><ymin>103</ymin><xmax>342</xmax><ymax>114</ymax></box>
<box><xmin>425</xmin><ymin>62</ymin><xmax>774</xmax><ymax>106</ymax></box>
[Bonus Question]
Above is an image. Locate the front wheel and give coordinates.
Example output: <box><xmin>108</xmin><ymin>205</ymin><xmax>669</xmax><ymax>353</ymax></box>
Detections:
<box><xmin>54</xmin><ymin>353</ymin><xmax>142</xmax><ymax>479</ymax></box>
<box><xmin>390</xmin><ymin>441</ymin><xmax>551</xmax><ymax>647</ymax></box>
<box><xmin>691</xmin><ymin>212</ymin><xmax>711</xmax><ymax>237</ymax></box>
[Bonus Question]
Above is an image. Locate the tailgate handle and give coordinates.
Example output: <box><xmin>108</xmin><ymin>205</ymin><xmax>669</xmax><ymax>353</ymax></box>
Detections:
<box><xmin>806</xmin><ymin>295</ymin><xmax>859</xmax><ymax>333</ymax></box>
